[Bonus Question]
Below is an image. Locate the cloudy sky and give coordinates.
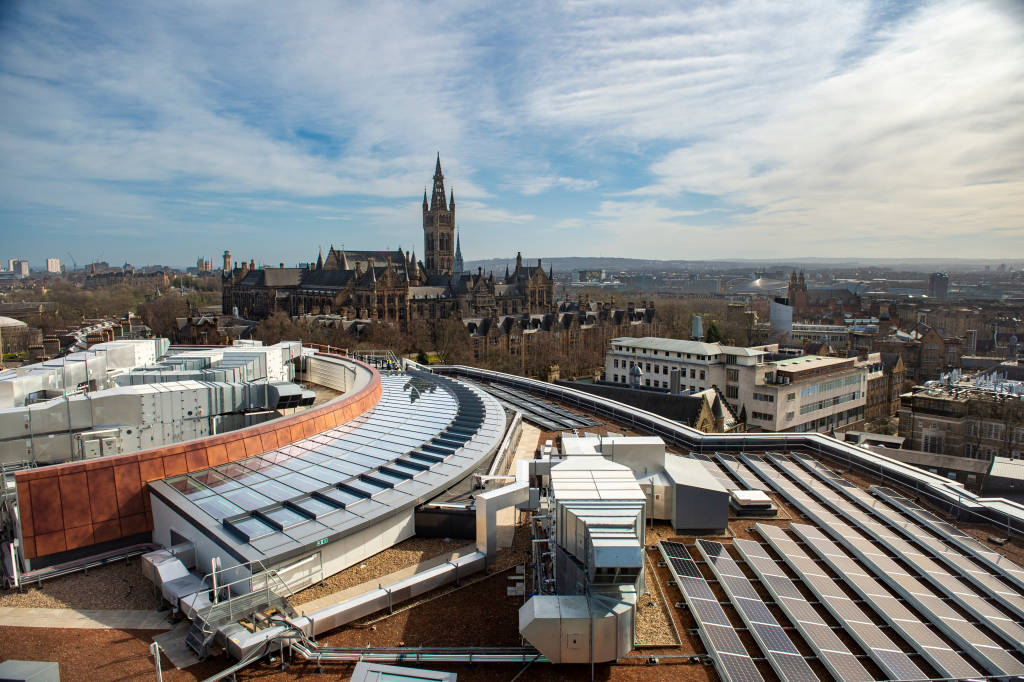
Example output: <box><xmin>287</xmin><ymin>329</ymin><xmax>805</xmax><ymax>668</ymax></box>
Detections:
<box><xmin>1</xmin><ymin>0</ymin><xmax>1022</xmax><ymax>268</ymax></box>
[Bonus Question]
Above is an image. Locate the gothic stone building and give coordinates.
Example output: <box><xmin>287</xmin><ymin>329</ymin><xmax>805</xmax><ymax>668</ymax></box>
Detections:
<box><xmin>222</xmin><ymin>156</ymin><xmax>554</xmax><ymax>325</ymax></box>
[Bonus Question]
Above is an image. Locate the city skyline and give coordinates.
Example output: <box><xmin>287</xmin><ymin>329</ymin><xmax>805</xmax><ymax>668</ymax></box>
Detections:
<box><xmin>1</xmin><ymin>0</ymin><xmax>1022</xmax><ymax>266</ymax></box>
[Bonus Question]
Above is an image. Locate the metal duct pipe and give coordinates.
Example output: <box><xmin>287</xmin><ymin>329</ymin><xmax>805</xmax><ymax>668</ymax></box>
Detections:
<box><xmin>289</xmin><ymin>643</ymin><xmax>546</xmax><ymax>664</ymax></box>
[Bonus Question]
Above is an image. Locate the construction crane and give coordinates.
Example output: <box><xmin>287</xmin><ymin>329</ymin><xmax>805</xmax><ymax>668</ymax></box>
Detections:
<box><xmin>66</xmin><ymin>252</ymin><xmax>78</xmax><ymax>271</ymax></box>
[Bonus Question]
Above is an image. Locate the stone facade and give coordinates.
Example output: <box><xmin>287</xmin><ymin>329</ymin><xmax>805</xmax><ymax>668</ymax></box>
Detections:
<box><xmin>222</xmin><ymin>157</ymin><xmax>554</xmax><ymax>326</ymax></box>
<box><xmin>465</xmin><ymin>300</ymin><xmax>657</xmax><ymax>371</ymax></box>
<box><xmin>899</xmin><ymin>384</ymin><xmax>1024</xmax><ymax>462</ymax></box>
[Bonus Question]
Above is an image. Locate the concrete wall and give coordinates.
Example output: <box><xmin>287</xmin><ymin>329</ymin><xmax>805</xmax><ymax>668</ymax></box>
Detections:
<box><xmin>151</xmin><ymin>495</ymin><xmax>246</xmax><ymax>584</ymax></box>
<box><xmin>16</xmin><ymin>353</ymin><xmax>381</xmax><ymax>563</ymax></box>
<box><xmin>318</xmin><ymin>509</ymin><xmax>416</xmax><ymax>579</ymax></box>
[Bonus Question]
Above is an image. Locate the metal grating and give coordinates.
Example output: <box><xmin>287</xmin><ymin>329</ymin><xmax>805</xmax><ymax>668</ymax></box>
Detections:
<box><xmin>658</xmin><ymin>542</ymin><xmax>765</xmax><ymax>682</ymax></box>
<box><xmin>696</xmin><ymin>539</ymin><xmax>818</xmax><ymax>682</ymax></box>
<box><xmin>733</xmin><ymin>537</ymin><xmax>873</xmax><ymax>682</ymax></box>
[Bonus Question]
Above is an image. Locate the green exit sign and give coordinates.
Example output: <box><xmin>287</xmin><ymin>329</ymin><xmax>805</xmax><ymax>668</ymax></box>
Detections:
<box><xmin>316</xmin><ymin>538</ymin><xmax>328</xmax><ymax>547</ymax></box>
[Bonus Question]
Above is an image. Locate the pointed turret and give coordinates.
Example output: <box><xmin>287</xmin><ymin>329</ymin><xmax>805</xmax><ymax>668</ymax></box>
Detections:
<box><xmin>449</xmin><ymin>188</ymin><xmax>455</xmax><ymax>211</ymax></box>
<box><xmin>453</xmin><ymin>231</ymin><xmax>464</xmax><ymax>277</ymax></box>
<box><xmin>504</xmin><ymin>264</ymin><xmax>510</xmax><ymax>282</ymax></box>
<box><xmin>423</xmin><ymin>189</ymin><xmax>429</xmax><ymax>212</ymax></box>
<box><xmin>316</xmin><ymin>250</ymin><xmax>323</xmax><ymax>270</ymax></box>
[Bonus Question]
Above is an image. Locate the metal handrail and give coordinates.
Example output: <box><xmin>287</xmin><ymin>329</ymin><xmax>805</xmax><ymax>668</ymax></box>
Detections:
<box><xmin>186</xmin><ymin>558</ymin><xmax>297</xmax><ymax>634</ymax></box>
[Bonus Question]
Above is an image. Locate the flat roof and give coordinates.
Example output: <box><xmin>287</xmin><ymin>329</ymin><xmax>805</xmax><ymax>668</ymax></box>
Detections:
<box><xmin>771</xmin><ymin>355</ymin><xmax>853</xmax><ymax>372</ymax></box>
<box><xmin>609</xmin><ymin>337</ymin><xmax>722</xmax><ymax>356</ymax></box>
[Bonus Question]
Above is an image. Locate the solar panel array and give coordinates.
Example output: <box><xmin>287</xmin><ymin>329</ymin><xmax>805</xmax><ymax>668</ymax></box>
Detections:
<box><xmin>695</xmin><ymin>539</ymin><xmax>818</xmax><ymax>682</ymax></box>
<box><xmin>689</xmin><ymin>452</ymin><xmax>741</xmax><ymax>490</ymax></box>
<box><xmin>478</xmin><ymin>382</ymin><xmax>599</xmax><ymax>430</ymax></box>
<box><xmin>740</xmin><ymin>454</ymin><xmax>983</xmax><ymax>679</ymax></box>
<box><xmin>752</xmin><ymin>524</ymin><xmax>925</xmax><ymax>681</ymax></box>
<box><xmin>715</xmin><ymin>452</ymin><xmax>769</xmax><ymax>491</ymax></box>
<box><xmin>732</xmin><ymin>537</ymin><xmax>874</xmax><ymax>682</ymax></box>
<box><xmin>791</xmin><ymin>454</ymin><xmax>1024</xmax><ymax>626</ymax></box>
<box><xmin>871</xmin><ymin>485</ymin><xmax>1024</xmax><ymax>595</ymax></box>
<box><xmin>767</xmin><ymin>455</ymin><xmax>1024</xmax><ymax>674</ymax></box>
<box><xmin>659</xmin><ymin>541</ymin><xmax>765</xmax><ymax>682</ymax></box>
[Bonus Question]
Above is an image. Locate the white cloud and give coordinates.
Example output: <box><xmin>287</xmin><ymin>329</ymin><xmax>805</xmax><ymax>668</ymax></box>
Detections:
<box><xmin>457</xmin><ymin>200</ymin><xmax>535</xmax><ymax>225</ymax></box>
<box><xmin>516</xmin><ymin>175</ymin><xmax>599</xmax><ymax>195</ymax></box>
<box><xmin>519</xmin><ymin>1</ymin><xmax>870</xmax><ymax>141</ymax></box>
<box><xmin>636</xmin><ymin>1</ymin><xmax>1024</xmax><ymax>254</ymax></box>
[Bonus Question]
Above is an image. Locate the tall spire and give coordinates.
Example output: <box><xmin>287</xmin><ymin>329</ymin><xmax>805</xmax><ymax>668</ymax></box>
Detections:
<box><xmin>430</xmin><ymin>154</ymin><xmax>446</xmax><ymax>211</ymax></box>
<box><xmin>423</xmin><ymin>188</ymin><xmax>428</xmax><ymax>211</ymax></box>
<box><xmin>316</xmin><ymin>249</ymin><xmax>323</xmax><ymax>270</ymax></box>
<box><xmin>449</xmin><ymin>188</ymin><xmax>455</xmax><ymax>211</ymax></box>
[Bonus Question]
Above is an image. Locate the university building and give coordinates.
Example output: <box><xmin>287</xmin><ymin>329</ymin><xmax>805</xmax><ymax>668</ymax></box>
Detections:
<box><xmin>222</xmin><ymin>155</ymin><xmax>554</xmax><ymax>325</ymax></box>
<box><xmin>605</xmin><ymin>337</ymin><xmax>874</xmax><ymax>433</ymax></box>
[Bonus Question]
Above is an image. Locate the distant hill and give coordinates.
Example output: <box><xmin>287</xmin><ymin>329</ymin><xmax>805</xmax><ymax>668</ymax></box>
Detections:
<box><xmin>464</xmin><ymin>256</ymin><xmax>1023</xmax><ymax>275</ymax></box>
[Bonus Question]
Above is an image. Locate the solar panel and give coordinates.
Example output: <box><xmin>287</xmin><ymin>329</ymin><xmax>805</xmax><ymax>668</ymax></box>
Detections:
<box><xmin>657</xmin><ymin>542</ymin><xmax>764</xmax><ymax>682</ymax></box>
<box><xmin>791</xmin><ymin>455</ymin><xmax>1024</xmax><ymax>640</ymax></box>
<box><xmin>740</xmin><ymin>456</ymin><xmax>980</xmax><ymax>679</ymax></box>
<box><xmin>734</xmin><ymin>537</ymin><xmax>873</xmax><ymax>682</ymax></box>
<box><xmin>752</xmin><ymin>523</ymin><xmax>925</xmax><ymax>682</ymax></box>
<box><xmin>871</xmin><ymin>485</ymin><xmax>1024</xmax><ymax>595</ymax></box>
<box><xmin>695</xmin><ymin>539</ymin><xmax>818</xmax><ymax>682</ymax></box>
<box><xmin>690</xmin><ymin>452</ymin><xmax>743</xmax><ymax>490</ymax></box>
<box><xmin>770</xmin><ymin>456</ymin><xmax>1024</xmax><ymax>670</ymax></box>
<box><xmin>660</xmin><ymin>540</ymin><xmax>690</xmax><ymax>559</ymax></box>
<box><xmin>715</xmin><ymin>452</ymin><xmax>769</xmax><ymax>491</ymax></box>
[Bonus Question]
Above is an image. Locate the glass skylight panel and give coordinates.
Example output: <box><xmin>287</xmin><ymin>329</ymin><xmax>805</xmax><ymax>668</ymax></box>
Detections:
<box><xmin>230</xmin><ymin>516</ymin><xmax>275</xmax><ymax>541</ymax></box>
<box><xmin>222</xmin><ymin>487</ymin><xmax>275</xmax><ymax>511</ymax></box>
<box><xmin>289</xmin><ymin>496</ymin><xmax>339</xmax><ymax>518</ymax></box>
<box><xmin>274</xmin><ymin>471</ymin><xmax>323</xmax><ymax>493</ymax></box>
<box><xmin>215</xmin><ymin>462</ymin><xmax>267</xmax><ymax>486</ymax></box>
<box><xmin>315</xmin><ymin>487</ymin><xmax>363</xmax><ymax>508</ymax></box>
<box><xmin>261</xmin><ymin>506</ymin><xmax>308</xmax><ymax>529</ymax></box>
<box><xmin>188</xmin><ymin>469</ymin><xmax>241</xmax><ymax>493</ymax></box>
<box><xmin>291</xmin><ymin>465</ymin><xmax>346</xmax><ymax>486</ymax></box>
<box><xmin>166</xmin><ymin>475</ymin><xmax>214</xmax><ymax>500</ymax></box>
<box><xmin>195</xmin><ymin>495</ymin><xmax>244</xmax><ymax>520</ymax></box>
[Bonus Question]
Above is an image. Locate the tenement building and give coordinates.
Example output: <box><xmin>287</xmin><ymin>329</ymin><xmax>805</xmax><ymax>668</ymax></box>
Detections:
<box><xmin>899</xmin><ymin>369</ymin><xmax>1024</xmax><ymax>461</ymax></box>
<box><xmin>605</xmin><ymin>337</ymin><xmax>870</xmax><ymax>433</ymax></box>
<box><xmin>222</xmin><ymin>155</ymin><xmax>554</xmax><ymax>325</ymax></box>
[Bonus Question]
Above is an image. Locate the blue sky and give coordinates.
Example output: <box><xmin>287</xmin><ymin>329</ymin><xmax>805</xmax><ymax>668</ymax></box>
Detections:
<box><xmin>1</xmin><ymin>0</ymin><xmax>1022</xmax><ymax>269</ymax></box>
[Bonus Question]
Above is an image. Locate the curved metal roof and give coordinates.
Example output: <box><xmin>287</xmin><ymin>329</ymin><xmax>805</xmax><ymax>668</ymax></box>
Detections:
<box><xmin>150</xmin><ymin>370</ymin><xmax>505</xmax><ymax>565</ymax></box>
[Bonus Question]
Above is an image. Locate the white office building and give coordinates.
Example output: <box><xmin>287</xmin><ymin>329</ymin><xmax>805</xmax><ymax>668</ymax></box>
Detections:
<box><xmin>605</xmin><ymin>337</ymin><xmax>868</xmax><ymax>433</ymax></box>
